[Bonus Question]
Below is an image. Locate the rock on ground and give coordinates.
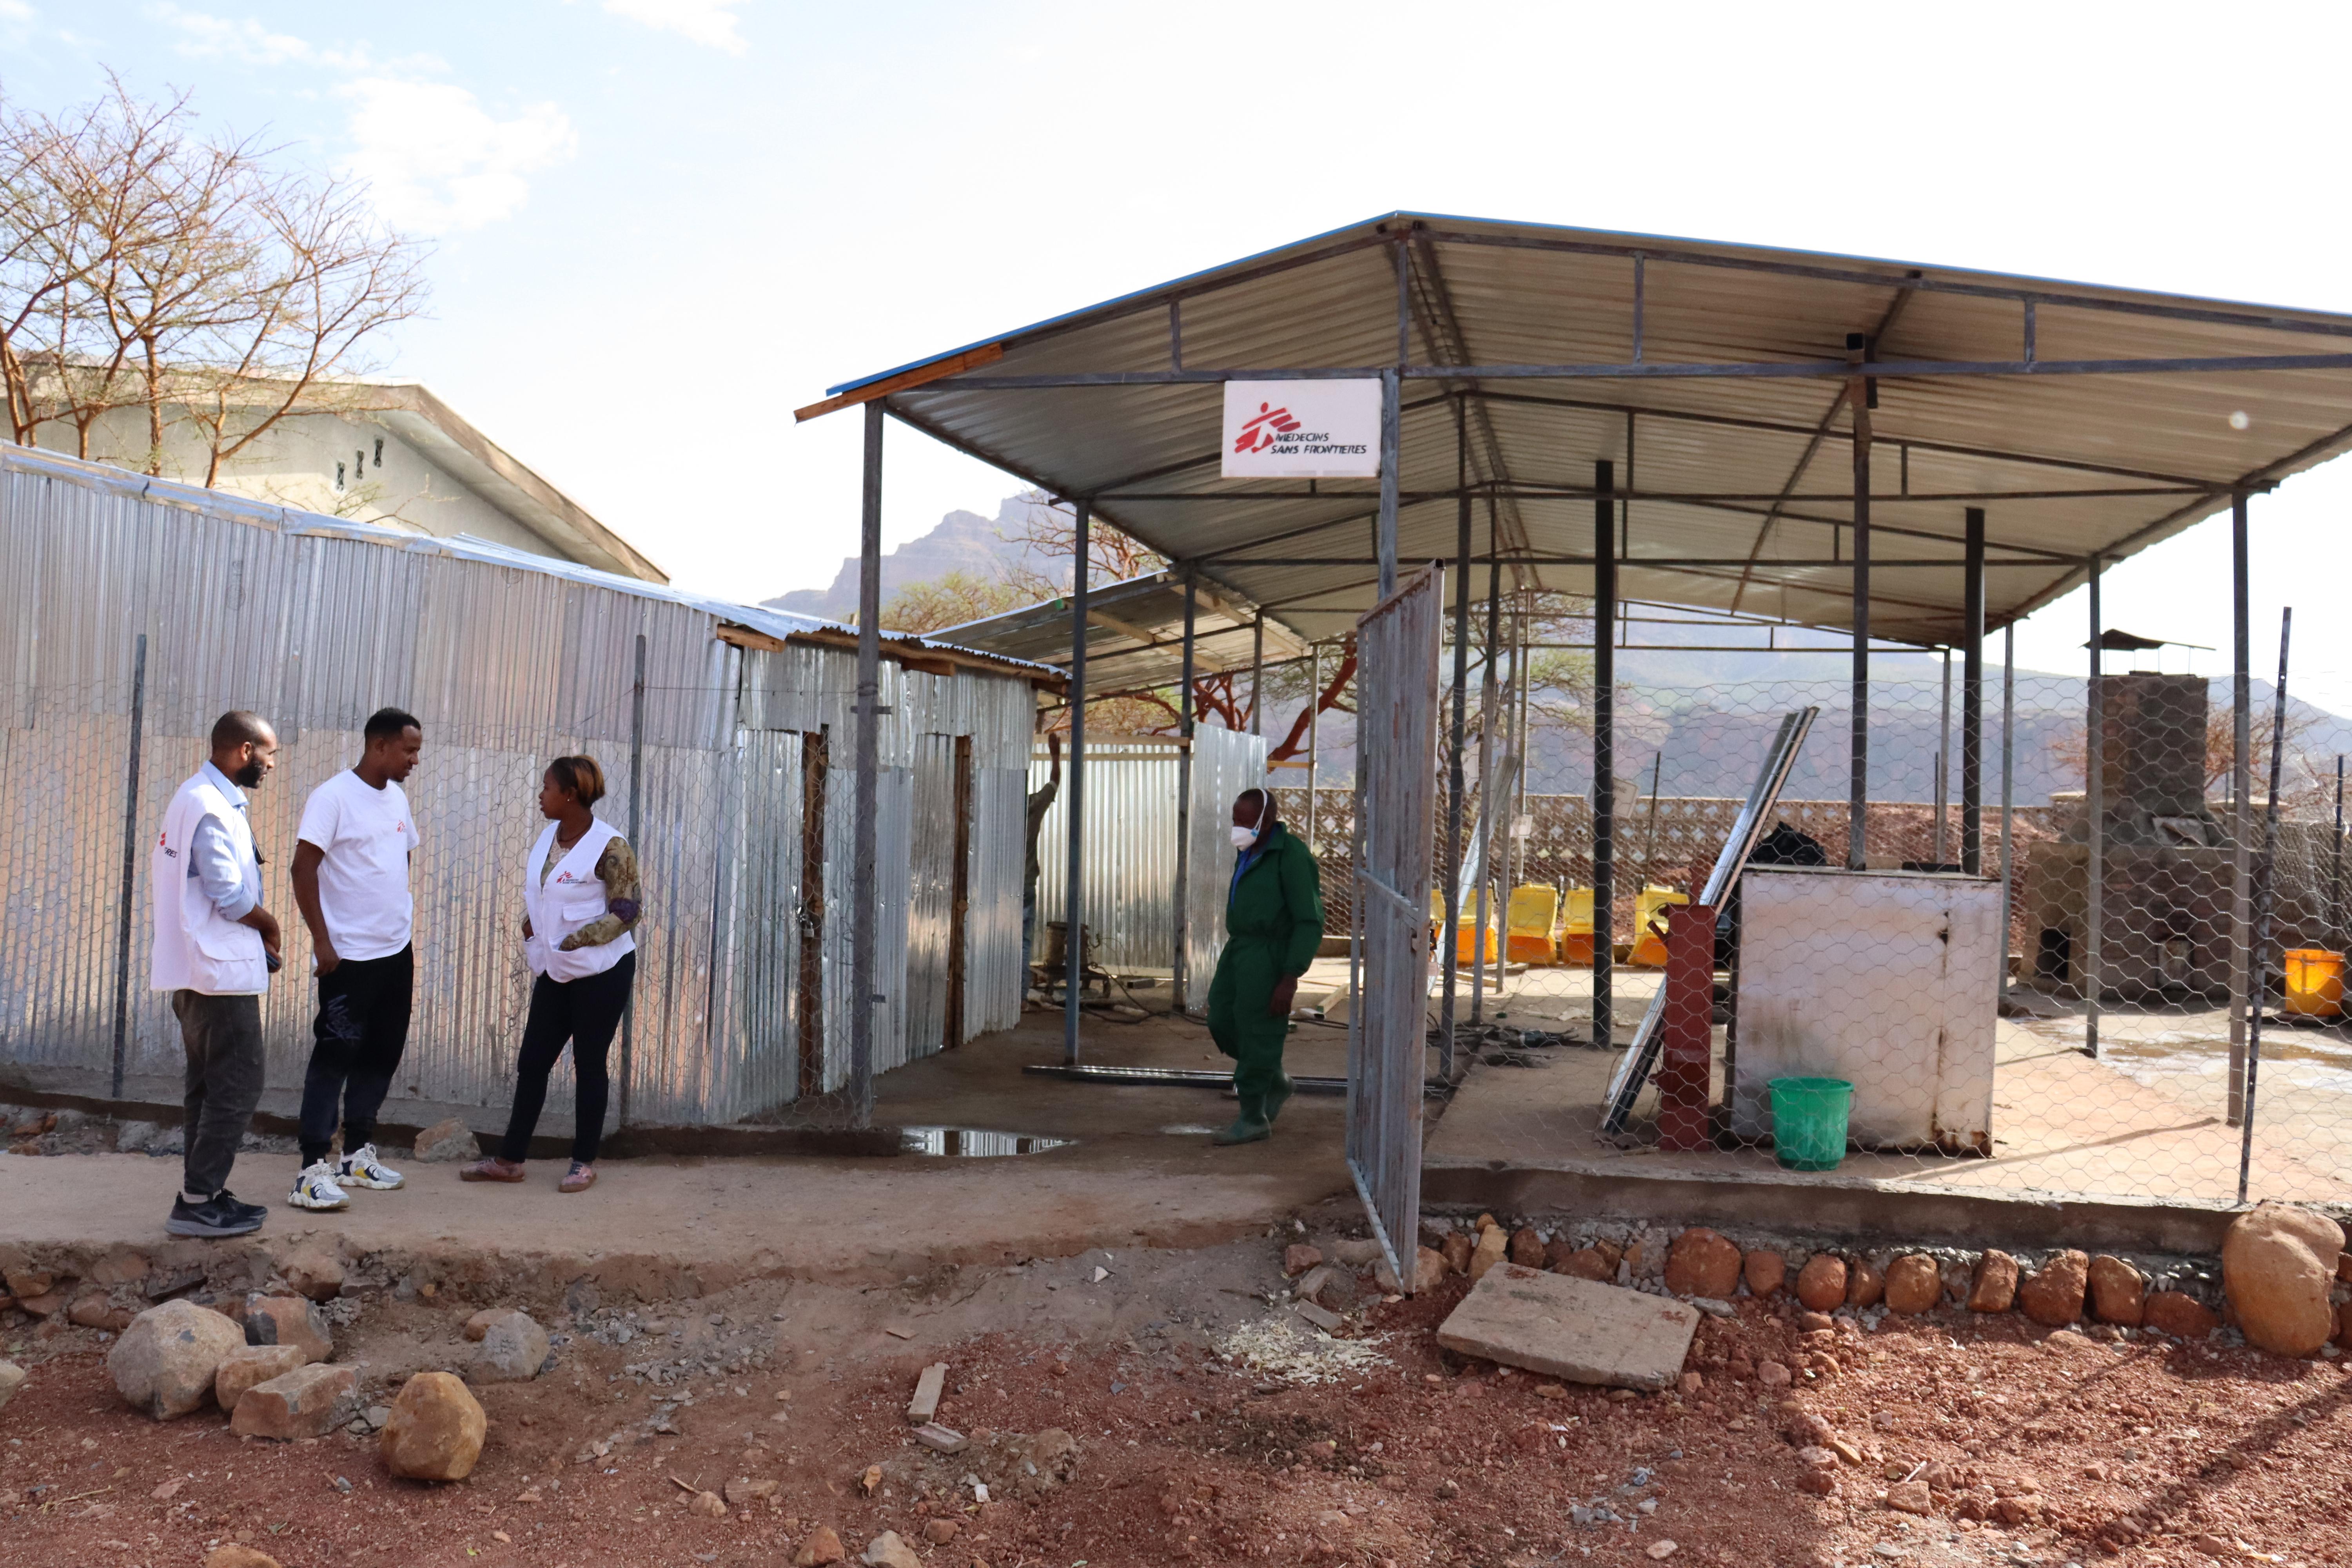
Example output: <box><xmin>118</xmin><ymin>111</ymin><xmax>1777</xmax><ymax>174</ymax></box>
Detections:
<box><xmin>1968</xmin><ymin>1251</ymin><xmax>2019</xmax><ymax>1312</ymax></box>
<box><xmin>203</xmin><ymin>1547</ymin><xmax>283</xmax><ymax>1568</ymax></box>
<box><xmin>468</xmin><ymin>1310</ymin><xmax>551</xmax><ymax>1383</ymax></box>
<box><xmin>2221</xmin><ymin>1201</ymin><xmax>2345</xmax><ymax>1357</ymax></box>
<box><xmin>1795</xmin><ymin>1254</ymin><xmax>1847</xmax><ymax>1312</ymax></box>
<box><xmin>1467</xmin><ymin>1225</ymin><xmax>1509</xmax><ymax>1282</ymax></box>
<box><xmin>1281</xmin><ymin>1243</ymin><xmax>1321</xmax><ymax>1276</ymax></box>
<box><xmin>1884</xmin><ymin>1255</ymin><xmax>1942</xmax><ymax>1315</ymax></box>
<box><xmin>1329</xmin><ymin>1237</ymin><xmax>1384</xmax><ymax>1267</ymax></box>
<box><xmin>1440</xmin><ymin>1232</ymin><xmax>1475</xmax><ymax>1275</ymax></box>
<box><xmin>380</xmin><ymin>1371</ymin><xmax>487</xmax><ymax>1481</ymax></box>
<box><xmin>1845</xmin><ymin>1257</ymin><xmax>1886</xmax><ymax>1308</ymax></box>
<box><xmin>277</xmin><ymin>1243</ymin><xmax>346</xmax><ymax>1303</ymax></box>
<box><xmin>2143</xmin><ymin>1291</ymin><xmax>2219</xmax><ymax>1339</ymax></box>
<box><xmin>2018</xmin><ymin>1250</ymin><xmax>2089</xmax><ymax>1327</ymax></box>
<box><xmin>69</xmin><ymin>1294</ymin><xmax>133</xmax><ymax>1331</ymax></box>
<box><xmin>110</xmin><ymin>1299</ymin><xmax>245</xmax><ymax>1421</ymax></box>
<box><xmin>0</xmin><ymin>1359</ymin><xmax>23</xmax><ymax>1412</ymax></box>
<box><xmin>214</xmin><ymin>1345</ymin><xmax>308</xmax><ymax>1415</ymax></box>
<box><xmin>243</xmin><ymin>1295</ymin><xmax>333</xmax><ymax>1364</ymax></box>
<box><xmin>1743</xmin><ymin>1250</ymin><xmax>1786</xmax><ymax>1297</ymax></box>
<box><xmin>1887</xmin><ymin>1479</ymin><xmax>1934</xmax><ymax>1515</ymax></box>
<box><xmin>792</xmin><ymin>1526</ymin><xmax>847</xmax><ymax>1566</ymax></box>
<box><xmin>861</xmin><ymin>1530</ymin><xmax>923</xmax><ymax>1568</ymax></box>
<box><xmin>410</xmin><ymin>1117</ymin><xmax>477</xmax><ymax>1162</ymax></box>
<box><xmin>230</xmin><ymin>1363</ymin><xmax>360</xmax><ymax>1441</ymax></box>
<box><xmin>1662</xmin><ymin>1228</ymin><xmax>1742</xmax><ymax>1299</ymax></box>
<box><xmin>1509</xmin><ymin>1228</ymin><xmax>1546</xmax><ymax>1269</ymax></box>
<box><xmin>1552</xmin><ymin>1243</ymin><xmax>1614</xmax><ymax>1282</ymax></box>
<box><xmin>2088</xmin><ymin>1254</ymin><xmax>2148</xmax><ymax>1326</ymax></box>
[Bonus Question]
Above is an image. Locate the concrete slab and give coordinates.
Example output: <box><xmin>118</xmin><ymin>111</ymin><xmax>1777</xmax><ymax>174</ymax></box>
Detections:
<box><xmin>1434</xmin><ymin>1262</ymin><xmax>1698</xmax><ymax>1391</ymax></box>
<box><xmin>907</xmin><ymin>1363</ymin><xmax>947</xmax><ymax>1424</ymax></box>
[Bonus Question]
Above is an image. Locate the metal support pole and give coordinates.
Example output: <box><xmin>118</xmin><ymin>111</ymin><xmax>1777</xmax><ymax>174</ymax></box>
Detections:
<box><xmin>1377</xmin><ymin>367</ymin><xmax>1400</xmax><ymax>599</ymax></box>
<box><xmin>2334</xmin><ymin>756</ymin><xmax>2345</xmax><ymax>951</ymax></box>
<box><xmin>1064</xmin><ymin>501</ymin><xmax>1091</xmax><ymax>1065</ymax></box>
<box><xmin>1513</xmin><ymin>592</ymin><xmax>1532</xmax><ymax>899</ymax></box>
<box><xmin>850</xmin><ymin>405</ymin><xmax>884</xmax><ymax>1125</ymax></box>
<box><xmin>1471</xmin><ymin>559</ymin><xmax>1501</xmax><ymax>1023</ymax></box>
<box><xmin>1442</xmin><ymin>406</ymin><xmax>1471</xmax><ymax>1074</ymax></box>
<box><xmin>109</xmin><ymin>632</ymin><xmax>147</xmax><ymax>1100</ymax></box>
<box><xmin>1998</xmin><ymin>622</ymin><xmax>2016</xmax><ymax>1004</ymax></box>
<box><xmin>1172</xmin><ymin>568</ymin><xmax>1197</xmax><ymax>1011</ymax></box>
<box><xmin>1935</xmin><ymin>648</ymin><xmax>1952</xmax><ymax>865</ymax></box>
<box><xmin>621</xmin><ymin>629</ymin><xmax>646</xmax><ymax>1129</ymax></box>
<box><xmin>1249</xmin><ymin>616</ymin><xmax>1265</xmax><ymax>736</ymax></box>
<box><xmin>1594</xmin><ymin>460</ymin><xmax>1617</xmax><ymax>1055</ymax></box>
<box><xmin>1961</xmin><ymin>507</ymin><xmax>1986</xmax><ymax>875</ymax></box>
<box><xmin>2228</xmin><ymin>492</ymin><xmax>2251</xmax><ymax>1125</ymax></box>
<box><xmin>1305</xmin><ymin>641</ymin><xmax>1321</xmax><ymax>856</ymax></box>
<box><xmin>2084</xmin><ymin>554</ymin><xmax>2103</xmax><ymax>1059</ymax></box>
<box><xmin>2240</xmin><ymin>607</ymin><xmax>2293</xmax><ymax>1205</ymax></box>
<box><xmin>1847</xmin><ymin>340</ymin><xmax>1872</xmax><ymax>872</ymax></box>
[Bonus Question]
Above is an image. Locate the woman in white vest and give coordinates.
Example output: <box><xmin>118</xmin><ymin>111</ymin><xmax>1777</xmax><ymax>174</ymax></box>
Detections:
<box><xmin>460</xmin><ymin>754</ymin><xmax>639</xmax><ymax>1193</ymax></box>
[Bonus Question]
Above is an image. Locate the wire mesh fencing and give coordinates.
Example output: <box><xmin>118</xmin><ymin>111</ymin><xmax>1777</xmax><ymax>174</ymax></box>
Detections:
<box><xmin>1284</xmin><ymin>661</ymin><xmax>2352</xmax><ymax>1214</ymax></box>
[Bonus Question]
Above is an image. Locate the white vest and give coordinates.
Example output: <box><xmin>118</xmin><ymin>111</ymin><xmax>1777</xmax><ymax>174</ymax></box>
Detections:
<box><xmin>523</xmin><ymin>817</ymin><xmax>635</xmax><ymax>982</ymax></box>
<box><xmin>152</xmin><ymin>770</ymin><xmax>269</xmax><ymax>996</ymax></box>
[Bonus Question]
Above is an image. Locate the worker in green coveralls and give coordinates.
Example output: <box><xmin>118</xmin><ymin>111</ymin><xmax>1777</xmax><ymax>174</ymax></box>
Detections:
<box><xmin>1206</xmin><ymin>788</ymin><xmax>1325</xmax><ymax>1145</ymax></box>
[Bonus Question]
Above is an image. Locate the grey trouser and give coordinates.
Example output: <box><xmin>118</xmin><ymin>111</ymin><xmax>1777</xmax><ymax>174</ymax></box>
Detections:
<box><xmin>174</xmin><ymin>990</ymin><xmax>265</xmax><ymax>1196</ymax></box>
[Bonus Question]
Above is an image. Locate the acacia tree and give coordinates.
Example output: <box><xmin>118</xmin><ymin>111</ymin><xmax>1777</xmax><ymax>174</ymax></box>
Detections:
<box><xmin>0</xmin><ymin>76</ymin><xmax>426</xmax><ymax>480</ymax></box>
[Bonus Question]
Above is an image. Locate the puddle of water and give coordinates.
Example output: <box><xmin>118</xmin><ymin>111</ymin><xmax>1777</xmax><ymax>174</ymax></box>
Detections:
<box><xmin>1156</xmin><ymin>1124</ymin><xmax>1224</xmax><ymax>1137</ymax></box>
<box><xmin>898</xmin><ymin>1126</ymin><xmax>1074</xmax><ymax>1157</ymax></box>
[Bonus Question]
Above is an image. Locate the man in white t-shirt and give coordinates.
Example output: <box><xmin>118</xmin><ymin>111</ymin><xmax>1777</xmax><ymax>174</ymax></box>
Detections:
<box><xmin>288</xmin><ymin>706</ymin><xmax>424</xmax><ymax>1211</ymax></box>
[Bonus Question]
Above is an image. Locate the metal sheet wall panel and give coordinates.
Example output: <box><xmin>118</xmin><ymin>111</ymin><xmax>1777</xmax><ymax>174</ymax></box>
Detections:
<box><xmin>1029</xmin><ymin>743</ymin><xmax>1181</xmax><ymax>971</ymax></box>
<box><xmin>1185</xmin><ymin>727</ymin><xmax>1270</xmax><ymax>1004</ymax></box>
<box><xmin>0</xmin><ymin>447</ymin><xmax>1038</xmax><ymax>1127</ymax></box>
<box><xmin>905</xmin><ymin>733</ymin><xmax>958</xmax><ymax>1056</ymax></box>
<box><xmin>965</xmin><ymin>765</ymin><xmax>1027</xmax><ymax>1037</ymax></box>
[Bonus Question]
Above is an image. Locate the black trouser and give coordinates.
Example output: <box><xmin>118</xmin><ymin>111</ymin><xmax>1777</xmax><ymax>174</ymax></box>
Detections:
<box><xmin>174</xmin><ymin>990</ymin><xmax>265</xmax><ymax>1197</ymax></box>
<box><xmin>299</xmin><ymin>945</ymin><xmax>414</xmax><ymax>1166</ymax></box>
<box><xmin>499</xmin><ymin>951</ymin><xmax>634</xmax><ymax>1165</ymax></box>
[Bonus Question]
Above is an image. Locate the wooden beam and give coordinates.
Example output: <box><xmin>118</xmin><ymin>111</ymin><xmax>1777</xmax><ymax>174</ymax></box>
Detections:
<box><xmin>792</xmin><ymin>343</ymin><xmax>1007</xmax><ymax>423</ymax></box>
<box><xmin>756</xmin><ymin>623</ymin><xmax>1067</xmax><ymax>691</ymax></box>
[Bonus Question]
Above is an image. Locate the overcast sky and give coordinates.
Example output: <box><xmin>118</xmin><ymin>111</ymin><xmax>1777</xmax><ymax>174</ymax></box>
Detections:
<box><xmin>13</xmin><ymin>1</ymin><xmax>2352</xmax><ymax>713</ymax></box>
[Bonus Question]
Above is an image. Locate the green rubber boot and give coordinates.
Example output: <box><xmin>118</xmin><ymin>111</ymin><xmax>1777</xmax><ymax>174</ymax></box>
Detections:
<box><xmin>1212</xmin><ymin>1086</ymin><xmax>1272</xmax><ymax>1145</ymax></box>
<box><xmin>1263</xmin><ymin>1071</ymin><xmax>1295</xmax><ymax>1125</ymax></box>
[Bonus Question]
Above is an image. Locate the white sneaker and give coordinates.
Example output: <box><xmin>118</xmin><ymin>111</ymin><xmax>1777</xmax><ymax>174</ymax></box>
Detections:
<box><xmin>288</xmin><ymin>1160</ymin><xmax>351</xmax><ymax>1211</ymax></box>
<box><xmin>336</xmin><ymin>1142</ymin><xmax>405</xmax><ymax>1191</ymax></box>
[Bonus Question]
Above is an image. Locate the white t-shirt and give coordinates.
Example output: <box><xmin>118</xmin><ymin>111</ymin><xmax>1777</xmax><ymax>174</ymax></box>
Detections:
<box><xmin>296</xmin><ymin>769</ymin><xmax>419</xmax><ymax>961</ymax></box>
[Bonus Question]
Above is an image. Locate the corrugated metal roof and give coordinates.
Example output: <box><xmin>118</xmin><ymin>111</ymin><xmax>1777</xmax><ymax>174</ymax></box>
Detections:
<box><xmin>928</xmin><ymin>568</ymin><xmax>1307</xmax><ymax>693</ymax></box>
<box><xmin>817</xmin><ymin>211</ymin><xmax>2352</xmax><ymax>648</ymax></box>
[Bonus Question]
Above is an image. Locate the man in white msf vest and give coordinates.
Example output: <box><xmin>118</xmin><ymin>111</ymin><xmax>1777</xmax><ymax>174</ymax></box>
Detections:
<box><xmin>153</xmin><ymin>710</ymin><xmax>285</xmax><ymax>1238</ymax></box>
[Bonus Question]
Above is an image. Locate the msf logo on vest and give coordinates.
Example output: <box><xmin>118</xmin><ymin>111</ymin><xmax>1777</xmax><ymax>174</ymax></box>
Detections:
<box><xmin>1231</xmin><ymin>402</ymin><xmax>1302</xmax><ymax>455</ymax></box>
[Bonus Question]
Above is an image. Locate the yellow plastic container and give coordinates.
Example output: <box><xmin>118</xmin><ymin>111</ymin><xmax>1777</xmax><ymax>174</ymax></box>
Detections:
<box><xmin>1558</xmin><ymin>887</ymin><xmax>1596</xmax><ymax>965</ymax></box>
<box><xmin>1506</xmin><ymin>885</ymin><xmax>1560</xmax><ymax>966</ymax></box>
<box><xmin>1628</xmin><ymin>885</ymin><xmax>1691</xmax><ymax>967</ymax></box>
<box><xmin>1454</xmin><ymin>921</ymin><xmax>1498</xmax><ymax>965</ymax></box>
<box><xmin>2282</xmin><ymin>947</ymin><xmax>2345</xmax><ymax>1017</ymax></box>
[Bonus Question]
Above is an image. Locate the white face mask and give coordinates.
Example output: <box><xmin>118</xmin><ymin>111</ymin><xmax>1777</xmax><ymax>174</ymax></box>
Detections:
<box><xmin>1230</xmin><ymin>801</ymin><xmax>1263</xmax><ymax>850</ymax></box>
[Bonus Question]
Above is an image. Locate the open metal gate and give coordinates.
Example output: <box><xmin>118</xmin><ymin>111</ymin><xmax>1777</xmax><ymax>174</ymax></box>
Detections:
<box><xmin>1347</xmin><ymin>565</ymin><xmax>1442</xmax><ymax>1289</ymax></box>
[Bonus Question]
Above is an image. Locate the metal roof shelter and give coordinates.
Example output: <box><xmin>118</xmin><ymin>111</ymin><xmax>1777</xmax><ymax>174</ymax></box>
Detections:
<box><xmin>799</xmin><ymin>211</ymin><xmax>2352</xmax><ymax>647</ymax></box>
<box><xmin>800</xmin><ymin>211</ymin><xmax>2352</xmax><ymax>1157</ymax></box>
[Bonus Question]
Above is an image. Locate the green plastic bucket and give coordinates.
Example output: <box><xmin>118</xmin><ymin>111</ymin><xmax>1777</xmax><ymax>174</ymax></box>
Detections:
<box><xmin>1768</xmin><ymin>1076</ymin><xmax>1854</xmax><ymax>1171</ymax></box>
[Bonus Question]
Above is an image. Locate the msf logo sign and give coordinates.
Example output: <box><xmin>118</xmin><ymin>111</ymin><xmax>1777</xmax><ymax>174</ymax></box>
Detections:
<box><xmin>1231</xmin><ymin>402</ymin><xmax>1302</xmax><ymax>456</ymax></box>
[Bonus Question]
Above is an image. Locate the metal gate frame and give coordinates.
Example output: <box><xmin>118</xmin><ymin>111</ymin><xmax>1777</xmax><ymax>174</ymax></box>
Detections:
<box><xmin>1347</xmin><ymin>564</ymin><xmax>1442</xmax><ymax>1290</ymax></box>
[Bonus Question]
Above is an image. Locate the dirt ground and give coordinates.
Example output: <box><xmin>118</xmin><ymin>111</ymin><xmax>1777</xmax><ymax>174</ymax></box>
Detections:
<box><xmin>5</xmin><ymin>1216</ymin><xmax>2350</xmax><ymax>1568</ymax></box>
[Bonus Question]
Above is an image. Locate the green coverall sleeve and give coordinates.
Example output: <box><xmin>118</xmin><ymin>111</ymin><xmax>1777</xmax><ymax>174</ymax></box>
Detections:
<box><xmin>1278</xmin><ymin>838</ymin><xmax>1326</xmax><ymax>977</ymax></box>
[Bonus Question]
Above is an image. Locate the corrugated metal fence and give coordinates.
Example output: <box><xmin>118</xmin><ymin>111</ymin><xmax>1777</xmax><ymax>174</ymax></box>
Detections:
<box><xmin>1029</xmin><ymin>728</ymin><xmax>1268</xmax><ymax>1000</ymax></box>
<box><xmin>0</xmin><ymin>447</ymin><xmax>1034</xmax><ymax>1131</ymax></box>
